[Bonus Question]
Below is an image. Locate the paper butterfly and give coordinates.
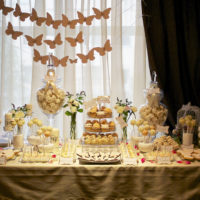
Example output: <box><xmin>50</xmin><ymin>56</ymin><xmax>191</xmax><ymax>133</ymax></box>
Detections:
<box><xmin>44</xmin><ymin>33</ymin><xmax>63</xmax><ymax>49</ymax></box>
<box><xmin>51</xmin><ymin>55</ymin><xmax>69</xmax><ymax>67</ymax></box>
<box><xmin>77</xmin><ymin>48</ymin><xmax>95</xmax><ymax>63</ymax></box>
<box><xmin>46</xmin><ymin>12</ymin><xmax>62</xmax><ymax>29</ymax></box>
<box><xmin>13</xmin><ymin>3</ymin><xmax>30</xmax><ymax>21</ymax></box>
<box><xmin>0</xmin><ymin>0</ymin><xmax>14</xmax><ymax>16</ymax></box>
<box><xmin>30</xmin><ymin>8</ymin><xmax>46</xmax><ymax>26</ymax></box>
<box><xmin>94</xmin><ymin>40</ymin><xmax>112</xmax><ymax>56</ymax></box>
<box><xmin>69</xmin><ymin>59</ymin><xmax>77</xmax><ymax>64</ymax></box>
<box><xmin>65</xmin><ymin>31</ymin><xmax>83</xmax><ymax>47</ymax></box>
<box><xmin>77</xmin><ymin>11</ymin><xmax>95</xmax><ymax>25</ymax></box>
<box><xmin>5</xmin><ymin>22</ymin><xmax>23</xmax><ymax>40</ymax></box>
<box><xmin>92</xmin><ymin>8</ymin><xmax>111</xmax><ymax>19</ymax></box>
<box><xmin>33</xmin><ymin>49</ymin><xmax>49</xmax><ymax>65</ymax></box>
<box><xmin>25</xmin><ymin>34</ymin><xmax>43</xmax><ymax>46</ymax></box>
<box><xmin>62</xmin><ymin>14</ymin><xmax>78</xmax><ymax>29</ymax></box>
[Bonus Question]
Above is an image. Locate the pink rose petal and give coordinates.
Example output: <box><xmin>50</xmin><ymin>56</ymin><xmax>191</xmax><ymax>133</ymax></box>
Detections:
<box><xmin>134</xmin><ymin>145</ymin><xmax>138</xmax><ymax>150</ymax></box>
<box><xmin>172</xmin><ymin>150</ymin><xmax>176</xmax><ymax>154</ymax></box>
<box><xmin>141</xmin><ymin>158</ymin><xmax>145</xmax><ymax>163</ymax></box>
<box><xmin>184</xmin><ymin>161</ymin><xmax>191</xmax><ymax>165</ymax></box>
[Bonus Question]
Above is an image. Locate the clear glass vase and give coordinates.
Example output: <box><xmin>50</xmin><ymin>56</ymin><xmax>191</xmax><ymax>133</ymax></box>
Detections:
<box><xmin>13</xmin><ymin>126</ymin><xmax>24</xmax><ymax>150</ymax></box>
<box><xmin>122</xmin><ymin>127</ymin><xmax>127</xmax><ymax>143</ymax></box>
<box><xmin>70</xmin><ymin>113</ymin><xmax>77</xmax><ymax>140</ymax></box>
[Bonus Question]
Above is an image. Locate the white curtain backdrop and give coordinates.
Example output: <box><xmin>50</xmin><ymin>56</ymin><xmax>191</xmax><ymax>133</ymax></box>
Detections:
<box><xmin>0</xmin><ymin>0</ymin><xmax>150</xmax><ymax>139</ymax></box>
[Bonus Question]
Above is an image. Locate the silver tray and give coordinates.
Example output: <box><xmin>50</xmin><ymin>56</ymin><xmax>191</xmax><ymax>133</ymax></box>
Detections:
<box><xmin>78</xmin><ymin>157</ymin><xmax>121</xmax><ymax>164</ymax></box>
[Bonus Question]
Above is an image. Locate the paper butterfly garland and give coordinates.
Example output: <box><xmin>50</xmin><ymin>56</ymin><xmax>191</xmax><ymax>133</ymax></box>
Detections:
<box><xmin>69</xmin><ymin>59</ymin><xmax>77</xmax><ymax>64</ymax></box>
<box><xmin>51</xmin><ymin>55</ymin><xmax>69</xmax><ymax>67</ymax></box>
<box><xmin>77</xmin><ymin>48</ymin><xmax>95</xmax><ymax>63</ymax></box>
<box><xmin>65</xmin><ymin>31</ymin><xmax>84</xmax><ymax>47</ymax></box>
<box><xmin>33</xmin><ymin>49</ymin><xmax>49</xmax><ymax>64</ymax></box>
<box><xmin>5</xmin><ymin>22</ymin><xmax>23</xmax><ymax>40</ymax></box>
<box><xmin>62</xmin><ymin>14</ymin><xmax>78</xmax><ymax>29</ymax></box>
<box><xmin>25</xmin><ymin>34</ymin><xmax>43</xmax><ymax>46</ymax></box>
<box><xmin>92</xmin><ymin>8</ymin><xmax>111</xmax><ymax>19</ymax></box>
<box><xmin>44</xmin><ymin>33</ymin><xmax>63</xmax><ymax>49</ymax></box>
<box><xmin>94</xmin><ymin>40</ymin><xmax>112</xmax><ymax>56</ymax></box>
<box><xmin>30</xmin><ymin>8</ymin><xmax>46</xmax><ymax>26</ymax></box>
<box><xmin>77</xmin><ymin>12</ymin><xmax>95</xmax><ymax>25</ymax></box>
<box><xmin>46</xmin><ymin>12</ymin><xmax>62</xmax><ymax>29</ymax></box>
<box><xmin>0</xmin><ymin>0</ymin><xmax>14</xmax><ymax>16</ymax></box>
<box><xmin>13</xmin><ymin>3</ymin><xmax>30</xmax><ymax>21</ymax></box>
<box><xmin>1</xmin><ymin>0</ymin><xmax>112</xmax><ymax>67</ymax></box>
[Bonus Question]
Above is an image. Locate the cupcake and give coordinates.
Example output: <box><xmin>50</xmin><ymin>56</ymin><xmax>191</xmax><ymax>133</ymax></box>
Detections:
<box><xmin>101</xmin><ymin>122</ymin><xmax>110</xmax><ymax>132</ymax></box>
<box><xmin>104</xmin><ymin>107</ymin><xmax>112</xmax><ymax>118</ymax></box>
<box><xmin>109</xmin><ymin>121</ymin><xmax>116</xmax><ymax>131</ymax></box>
<box><xmin>92</xmin><ymin>122</ymin><xmax>101</xmax><ymax>132</ymax></box>
<box><xmin>88</xmin><ymin>106</ymin><xmax>98</xmax><ymax>118</ymax></box>
<box><xmin>96</xmin><ymin>111</ymin><xmax>105</xmax><ymax>118</ymax></box>
<box><xmin>84</xmin><ymin>120</ymin><xmax>92</xmax><ymax>131</ymax></box>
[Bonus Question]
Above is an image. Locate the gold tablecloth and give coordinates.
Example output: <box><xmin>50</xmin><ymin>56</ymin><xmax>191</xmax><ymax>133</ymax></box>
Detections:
<box><xmin>0</xmin><ymin>159</ymin><xmax>200</xmax><ymax>200</ymax></box>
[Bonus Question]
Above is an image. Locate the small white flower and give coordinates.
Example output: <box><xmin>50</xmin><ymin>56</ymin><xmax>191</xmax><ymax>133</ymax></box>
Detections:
<box><xmin>70</xmin><ymin>106</ymin><xmax>77</xmax><ymax>113</ymax></box>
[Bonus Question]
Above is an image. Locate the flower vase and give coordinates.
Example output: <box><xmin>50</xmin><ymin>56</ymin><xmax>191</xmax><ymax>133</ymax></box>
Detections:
<box><xmin>122</xmin><ymin>127</ymin><xmax>127</xmax><ymax>143</ymax></box>
<box><xmin>13</xmin><ymin>126</ymin><xmax>24</xmax><ymax>150</ymax></box>
<box><xmin>70</xmin><ymin>113</ymin><xmax>77</xmax><ymax>140</ymax></box>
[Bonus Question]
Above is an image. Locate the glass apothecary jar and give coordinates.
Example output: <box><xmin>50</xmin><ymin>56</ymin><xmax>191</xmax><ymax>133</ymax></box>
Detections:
<box><xmin>36</xmin><ymin>55</ymin><xmax>65</xmax><ymax>125</ymax></box>
<box><xmin>139</xmin><ymin>72</ymin><xmax>168</xmax><ymax>126</ymax></box>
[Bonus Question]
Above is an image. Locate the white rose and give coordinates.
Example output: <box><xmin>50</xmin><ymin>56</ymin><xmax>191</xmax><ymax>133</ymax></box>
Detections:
<box><xmin>70</xmin><ymin>106</ymin><xmax>77</xmax><ymax>113</ymax></box>
<box><xmin>73</xmin><ymin>100</ymin><xmax>79</xmax><ymax>107</ymax></box>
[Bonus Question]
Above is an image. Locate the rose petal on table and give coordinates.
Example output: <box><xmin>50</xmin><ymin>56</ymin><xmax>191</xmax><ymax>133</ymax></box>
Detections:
<box><xmin>141</xmin><ymin>158</ymin><xmax>145</xmax><ymax>163</ymax></box>
<box><xmin>184</xmin><ymin>160</ymin><xmax>191</xmax><ymax>165</ymax></box>
<box><xmin>52</xmin><ymin>154</ymin><xmax>56</xmax><ymax>158</ymax></box>
<box><xmin>177</xmin><ymin>160</ymin><xmax>183</xmax><ymax>164</ymax></box>
<box><xmin>137</xmin><ymin>153</ymin><xmax>140</xmax><ymax>156</ymax></box>
<box><xmin>134</xmin><ymin>145</ymin><xmax>138</xmax><ymax>150</ymax></box>
<box><xmin>172</xmin><ymin>150</ymin><xmax>176</xmax><ymax>154</ymax></box>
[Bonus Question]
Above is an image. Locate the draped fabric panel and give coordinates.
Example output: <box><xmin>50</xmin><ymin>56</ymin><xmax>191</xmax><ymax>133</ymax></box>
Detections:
<box><xmin>0</xmin><ymin>0</ymin><xmax>149</xmax><ymax>139</ymax></box>
<box><xmin>142</xmin><ymin>0</ymin><xmax>200</xmax><ymax>127</ymax></box>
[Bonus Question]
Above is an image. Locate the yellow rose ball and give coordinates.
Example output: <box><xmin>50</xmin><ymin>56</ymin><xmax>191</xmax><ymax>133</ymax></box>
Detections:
<box><xmin>44</xmin><ymin>131</ymin><xmax>51</xmax><ymax>137</ymax></box>
<box><xmin>142</xmin><ymin>130</ymin><xmax>148</xmax><ymax>136</ymax></box>
<box><xmin>178</xmin><ymin>118</ymin><xmax>185</xmax><ymax>126</ymax></box>
<box><xmin>186</xmin><ymin>115</ymin><xmax>192</xmax><ymax>120</ymax></box>
<box><xmin>131</xmin><ymin>120</ymin><xmax>136</xmax><ymax>126</ymax></box>
<box><xmin>36</xmin><ymin>120</ymin><xmax>43</xmax><ymax>127</ymax></box>
<box><xmin>28</xmin><ymin>120</ymin><xmax>34</xmax><ymax>127</ymax></box>
<box><xmin>191</xmin><ymin>119</ymin><xmax>196</xmax><ymax>127</ymax></box>
<box><xmin>138</xmin><ymin>126</ymin><xmax>144</xmax><ymax>133</ymax></box>
<box><xmin>37</xmin><ymin>129</ymin><xmax>43</xmax><ymax>136</ymax></box>
<box><xmin>150</xmin><ymin>129</ymin><xmax>156</xmax><ymax>136</ymax></box>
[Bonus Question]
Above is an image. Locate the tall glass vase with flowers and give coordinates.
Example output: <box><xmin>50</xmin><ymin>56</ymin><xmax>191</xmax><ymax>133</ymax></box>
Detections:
<box><xmin>63</xmin><ymin>91</ymin><xmax>86</xmax><ymax>140</ymax></box>
<box><xmin>114</xmin><ymin>98</ymin><xmax>137</xmax><ymax>142</ymax></box>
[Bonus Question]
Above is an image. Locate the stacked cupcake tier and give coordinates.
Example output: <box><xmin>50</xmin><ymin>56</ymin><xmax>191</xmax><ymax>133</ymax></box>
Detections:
<box><xmin>82</xmin><ymin>104</ymin><xmax>118</xmax><ymax>146</ymax></box>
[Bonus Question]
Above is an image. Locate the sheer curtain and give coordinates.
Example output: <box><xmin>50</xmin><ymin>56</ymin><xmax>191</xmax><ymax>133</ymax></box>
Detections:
<box><xmin>0</xmin><ymin>0</ymin><xmax>150</xmax><ymax>138</ymax></box>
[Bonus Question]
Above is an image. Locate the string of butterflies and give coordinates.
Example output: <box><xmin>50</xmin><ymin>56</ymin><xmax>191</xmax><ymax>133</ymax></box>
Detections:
<box><xmin>0</xmin><ymin>0</ymin><xmax>112</xmax><ymax>66</ymax></box>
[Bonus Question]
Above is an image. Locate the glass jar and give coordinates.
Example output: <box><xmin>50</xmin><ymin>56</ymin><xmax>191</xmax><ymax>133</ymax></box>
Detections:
<box><xmin>36</xmin><ymin>58</ymin><xmax>65</xmax><ymax>126</ymax></box>
<box><xmin>139</xmin><ymin>73</ymin><xmax>168</xmax><ymax>126</ymax></box>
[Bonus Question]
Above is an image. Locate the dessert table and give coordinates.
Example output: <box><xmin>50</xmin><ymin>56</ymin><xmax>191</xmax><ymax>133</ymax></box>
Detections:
<box><xmin>1</xmin><ymin>159</ymin><xmax>200</xmax><ymax>200</ymax></box>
